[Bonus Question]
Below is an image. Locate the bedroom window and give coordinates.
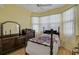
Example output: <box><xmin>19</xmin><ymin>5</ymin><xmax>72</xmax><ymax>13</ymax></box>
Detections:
<box><xmin>32</xmin><ymin>14</ymin><xmax>61</xmax><ymax>33</ymax></box>
<box><xmin>39</xmin><ymin>16</ymin><xmax>50</xmax><ymax>32</ymax></box>
<box><xmin>49</xmin><ymin>14</ymin><xmax>61</xmax><ymax>32</ymax></box>
<box><xmin>39</xmin><ymin>14</ymin><xmax>61</xmax><ymax>32</ymax></box>
<box><xmin>32</xmin><ymin>17</ymin><xmax>39</xmax><ymax>32</ymax></box>
<box><xmin>63</xmin><ymin>7</ymin><xmax>75</xmax><ymax>37</ymax></box>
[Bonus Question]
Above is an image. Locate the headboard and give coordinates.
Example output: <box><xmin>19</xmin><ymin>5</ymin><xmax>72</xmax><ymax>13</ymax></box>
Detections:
<box><xmin>43</xmin><ymin>28</ymin><xmax>60</xmax><ymax>36</ymax></box>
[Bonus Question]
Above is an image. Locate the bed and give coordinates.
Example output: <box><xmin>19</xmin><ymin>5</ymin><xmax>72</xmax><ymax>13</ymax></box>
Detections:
<box><xmin>26</xmin><ymin>29</ymin><xmax>60</xmax><ymax>55</ymax></box>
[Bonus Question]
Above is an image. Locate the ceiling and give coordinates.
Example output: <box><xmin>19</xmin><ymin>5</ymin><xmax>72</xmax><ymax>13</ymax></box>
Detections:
<box><xmin>18</xmin><ymin>4</ymin><xmax>65</xmax><ymax>13</ymax></box>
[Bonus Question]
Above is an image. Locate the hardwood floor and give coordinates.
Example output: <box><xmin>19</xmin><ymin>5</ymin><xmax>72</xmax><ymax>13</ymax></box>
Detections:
<box><xmin>8</xmin><ymin>47</ymin><xmax>72</xmax><ymax>55</ymax></box>
<box><xmin>57</xmin><ymin>47</ymin><xmax>72</xmax><ymax>55</ymax></box>
<box><xmin>8</xmin><ymin>48</ymin><xmax>26</xmax><ymax>55</ymax></box>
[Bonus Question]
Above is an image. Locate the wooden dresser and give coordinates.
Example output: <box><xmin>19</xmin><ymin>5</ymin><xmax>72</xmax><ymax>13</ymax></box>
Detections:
<box><xmin>0</xmin><ymin>35</ymin><xmax>25</xmax><ymax>54</ymax></box>
<box><xmin>0</xmin><ymin>29</ymin><xmax>35</xmax><ymax>55</ymax></box>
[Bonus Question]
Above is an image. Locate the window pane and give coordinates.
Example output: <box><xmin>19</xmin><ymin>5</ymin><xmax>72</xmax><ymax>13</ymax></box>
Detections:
<box><xmin>50</xmin><ymin>14</ymin><xmax>61</xmax><ymax>23</ymax></box>
<box><xmin>50</xmin><ymin>23</ymin><xmax>59</xmax><ymax>32</ymax></box>
<box><xmin>32</xmin><ymin>25</ymin><xmax>39</xmax><ymax>32</ymax></box>
<box><xmin>63</xmin><ymin>7</ymin><xmax>75</xmax><ymax>22</ymax></box>
<box><xmin>39</xmin><ymin>23</ymin><xmax>50</xmax><ymax>31</ymax></box>
<box><xmin>64</xmin><ymin>22</ymin><xmax>74</xmax><ymax>36</ymax></box>
<box><xmin>32</xmin><ymin>17</ymin><xmax>39</xmax><ymax>24</ymax></box>
<box><xmin>40</xmin><ymin>16</ymin><xmax>50</xmax><ymax>24</ymax></box>
<box><xmin>63</xmin><ymin>7</ymin><xmax>75</xmax><ymax>37</ymax></box>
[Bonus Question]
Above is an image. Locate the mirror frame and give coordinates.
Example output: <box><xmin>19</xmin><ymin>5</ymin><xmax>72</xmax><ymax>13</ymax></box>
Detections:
<box><xmin>1</xmin><ymin>21</ymin><xmax>21</xmax><ymax>37</ymax></box>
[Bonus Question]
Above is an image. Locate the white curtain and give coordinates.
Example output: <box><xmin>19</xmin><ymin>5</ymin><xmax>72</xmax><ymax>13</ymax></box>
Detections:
<box><xmin>63</xmin><ymin>7</ymin><xmax>75</xmax><ymax>37</ymax></box>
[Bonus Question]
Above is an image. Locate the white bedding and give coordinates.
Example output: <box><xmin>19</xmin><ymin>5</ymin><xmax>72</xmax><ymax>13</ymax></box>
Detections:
<box><xmin>26</xmin><ymin>34</ymin><xmax>60</xmax><ymax>55</ymax></box>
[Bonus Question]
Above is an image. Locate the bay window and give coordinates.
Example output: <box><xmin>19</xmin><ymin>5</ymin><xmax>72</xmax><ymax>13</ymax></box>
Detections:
<box><xmin>32</xmin><ymin>7</ymin><xmax>75</xmax><ymax>37</ymax></box>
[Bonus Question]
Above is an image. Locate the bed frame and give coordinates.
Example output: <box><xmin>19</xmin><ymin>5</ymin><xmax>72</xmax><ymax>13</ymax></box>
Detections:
<box><xmin>26</xmin><ymin>28</ymin><xmax>60</xmax><ymax>55</ymax></box>
<box><xmin>43</xmin><ymin>28</ymin><xmax>60</xmax><ymax>55</ymax></box>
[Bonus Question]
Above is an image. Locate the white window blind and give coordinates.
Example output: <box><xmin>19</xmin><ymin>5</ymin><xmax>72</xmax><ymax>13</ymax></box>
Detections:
<box><xmin>63</xmin><ymin>7</ymin><xmax>75</xmax><ymax>37</ymax></box>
